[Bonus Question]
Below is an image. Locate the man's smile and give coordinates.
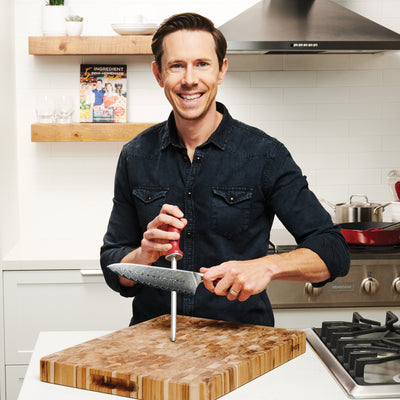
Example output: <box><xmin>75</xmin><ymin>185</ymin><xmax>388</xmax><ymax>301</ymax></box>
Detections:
<box><xmin>179</xmin><ymin>93</ymin><xmax>203</xmax><ymax>100</ymax></box>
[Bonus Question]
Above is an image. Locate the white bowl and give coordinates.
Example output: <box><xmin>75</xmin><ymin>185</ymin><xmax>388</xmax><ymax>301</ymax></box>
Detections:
<box><xmin>111</xmin><ymin>23</ymin><xmax>158</xmax><ymax>35</ymax></box>
<box><xmin>391</xmin><ymin>201</ymin><xmax>400</xmax><ymax>222</ymax></box>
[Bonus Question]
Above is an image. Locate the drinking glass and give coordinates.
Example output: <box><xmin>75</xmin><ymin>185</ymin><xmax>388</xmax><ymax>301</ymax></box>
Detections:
<box><xmin>55</xmin><ymin>96</ymin><xmax>73</xmax><ymax>123</ymax></box>
<box><xmin>36</xmin><ymin>95</ymin><xmax>55</xmax><ymax>123</ymax></box>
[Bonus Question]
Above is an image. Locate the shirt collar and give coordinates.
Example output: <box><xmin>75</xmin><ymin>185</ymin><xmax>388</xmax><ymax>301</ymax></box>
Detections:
<box><xmin>160</xmin><ymin>102</ymin><xmax>233</xmax><ymax>151</ymax></box>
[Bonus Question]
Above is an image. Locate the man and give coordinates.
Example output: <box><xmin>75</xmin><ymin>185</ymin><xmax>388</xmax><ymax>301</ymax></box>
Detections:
<box><xmin>92</xmin><ymin>79</ymin><xmax>105</xmax><ymax>106</ymax></box>
<box><xmin>100</xmin><ymin>13</ymin><xmax>350</xmax><ymax>327</ymax></box>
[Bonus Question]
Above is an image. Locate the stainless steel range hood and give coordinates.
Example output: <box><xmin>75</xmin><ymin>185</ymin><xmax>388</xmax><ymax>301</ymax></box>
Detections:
<box><xmin>218</xmin><ymin>0</ymin><xmax>400</xmax><ymax>54</ymax></box>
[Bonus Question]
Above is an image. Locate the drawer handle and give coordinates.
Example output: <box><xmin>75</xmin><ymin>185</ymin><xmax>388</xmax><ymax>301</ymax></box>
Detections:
<box><xmin>80</xmin><ymin>269</ymin><xmax>103</xmax><ymax>276</ymax></box>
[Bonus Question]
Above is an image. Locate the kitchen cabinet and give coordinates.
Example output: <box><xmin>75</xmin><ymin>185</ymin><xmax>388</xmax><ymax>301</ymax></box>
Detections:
<box><xmin>5</xmin><ymin>366</ymin><xmax>26</xmax><ymax>400</ymax></box>
<box><xmin>29</xmin><ymin>36</ymin><xmax>155</xmax><ymax>142</ymax></box>
<box><xmin>2</xmin><ymin>269</ymin><xmax>130</xmax><ymax>400</ymax></box>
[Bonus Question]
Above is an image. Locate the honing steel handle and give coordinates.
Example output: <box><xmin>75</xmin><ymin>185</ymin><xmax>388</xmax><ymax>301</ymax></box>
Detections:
<box><xmin>165</xmin><ymin>226</ymin><xmax>183</xmax><ymax>261</ymax></box>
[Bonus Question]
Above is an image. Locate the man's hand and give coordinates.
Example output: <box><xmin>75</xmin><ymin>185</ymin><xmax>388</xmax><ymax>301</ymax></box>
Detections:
<box><xmin>139</xmin><ymin>204</ymin><xmax>187</xmax><ymax>265</ymax></box>
<box><xmin>119</xmin><ymin>204</ymin><xmax>187</xmax><ymax>286</ymax></box>
<box><xmin>200</xmin><ymin>248</ymin><xmax>330</xmax><ymax>302</ymax></box>
<box><xmin>200</xmin><ymin>259</ymin><xmax>274</xmax><ymax>302</ymax></box>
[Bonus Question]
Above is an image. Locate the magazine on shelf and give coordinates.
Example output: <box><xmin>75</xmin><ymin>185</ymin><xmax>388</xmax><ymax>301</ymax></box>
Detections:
<box><xmin>80</xmin><ymin>64</ymin><xmax>127</xmax><ymax>123</ymax></box>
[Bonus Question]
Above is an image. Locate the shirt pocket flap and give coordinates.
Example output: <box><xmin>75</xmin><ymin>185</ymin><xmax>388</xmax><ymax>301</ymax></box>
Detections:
<box><xmin>132</xmin><ymin>187</ymin><xmax>168</xmax><ymax>204</ymax></box>
<box><xmin>212</xmin><ymin>187</ymin><xmax>253</xmax><ymax>205</ymax></box>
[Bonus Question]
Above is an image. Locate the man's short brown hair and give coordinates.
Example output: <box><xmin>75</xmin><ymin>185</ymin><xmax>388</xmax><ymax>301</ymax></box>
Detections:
<box><xmin>151</xmin><ymin>13</ymin><xmax>227</xmax><ymax>71</ymax></box>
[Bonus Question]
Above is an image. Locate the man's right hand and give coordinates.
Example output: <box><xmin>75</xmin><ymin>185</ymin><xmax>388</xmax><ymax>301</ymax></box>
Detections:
<box><xmin>118</xmin><ymin>204</ymin><xmax>187</xmax><ymax>287</ymax></box>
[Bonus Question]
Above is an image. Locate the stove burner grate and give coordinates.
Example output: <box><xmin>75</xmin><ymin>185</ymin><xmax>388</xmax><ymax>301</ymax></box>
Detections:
<box><xmin>314</xmin><ymin>311</ymin><xmax>400</xmax><ymax>387</ymax></box>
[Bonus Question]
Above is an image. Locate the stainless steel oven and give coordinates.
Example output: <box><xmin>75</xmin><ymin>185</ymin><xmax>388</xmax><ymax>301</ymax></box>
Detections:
<box><xmin>266</xmin><ymin>234</ymin><xmax>400</xmax><ymax>398</ymax></box>
<box><xmin>267</xmin><ymin>244</ymin><xmax>400</xmax><ymax>310</ymax></box>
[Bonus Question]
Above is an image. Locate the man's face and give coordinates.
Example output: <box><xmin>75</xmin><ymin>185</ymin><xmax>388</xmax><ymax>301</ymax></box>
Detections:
<box><xmin>96</xmin><ymin>81</ymin><xmax>102</xmax><ymax>90</ymax></box>
<box><xmin>152</xmin><ymin>30</ymin><xmax>227</xmax><ymax>122</ymax></box>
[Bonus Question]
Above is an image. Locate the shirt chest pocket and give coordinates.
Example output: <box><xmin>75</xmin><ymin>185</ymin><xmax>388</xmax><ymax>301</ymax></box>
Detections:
<box><xmin>132</xmin><ymin>187</ymin><xmax>169</xmax><ymax>229</ymax></box>
<box><xmin>211</xmin><ymin>187</ymin><xmax>253</xmax><ymax>239</ymax></box>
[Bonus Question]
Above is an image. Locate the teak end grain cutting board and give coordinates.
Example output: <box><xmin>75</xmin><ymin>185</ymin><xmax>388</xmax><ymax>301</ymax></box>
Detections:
<box><xmin>40</xmin><ymin>315</ymin><xmax>306</xmax><ymax>400</ymax></box>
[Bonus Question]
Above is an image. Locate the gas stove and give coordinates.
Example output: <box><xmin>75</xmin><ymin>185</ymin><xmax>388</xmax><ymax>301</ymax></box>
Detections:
<box><xmin>267</xmin><ymin>241</ymin><xmax>400</xmax><ymax>309</ymax></box>
<box><xmin>306</xmin><ymin>311</ymin><xmax>400</xmax><ymax>398</ymax></box>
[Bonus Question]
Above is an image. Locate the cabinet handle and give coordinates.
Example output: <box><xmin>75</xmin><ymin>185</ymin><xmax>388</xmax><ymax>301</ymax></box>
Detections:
<box><xmin>80</xmin><ymin>269</ymin><xmax>104</xmax><ymax>276</ymax></box>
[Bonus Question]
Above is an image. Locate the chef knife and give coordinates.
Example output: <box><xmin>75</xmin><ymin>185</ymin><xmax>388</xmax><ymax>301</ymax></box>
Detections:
<box><xmin>106</xmin><ymin>263</ymin><xmax>203</xmax><ymax>295</ymax></box>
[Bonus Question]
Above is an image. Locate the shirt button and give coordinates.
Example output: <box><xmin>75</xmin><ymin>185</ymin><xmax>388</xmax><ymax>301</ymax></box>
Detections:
<box><xmin>146</xmin><ymin>195</ymin><xmax>152</xmax><ymax>201</ymax></box>
<box><xmin>229</xmin><ymin>196</ymin><xmax>235</xmax><ymax>202</ymax></box>
<box><xmin>186</xmin><ymin>231</ymin><xmax>192</xmax><ymax>239</ymax></box>
<box><xmin>183</xmin><ymin>155</ymin><xmax>190</xmax><ymax>162</ymax></box>
<box><xmin>195</xmin><ymin>156</ymin><xmax>201</xmax><ymax>162</ymax></box>
<box><xmin>187</xmin><ymin>191</ymin><xmax>192</xmax><ymax>197</ymax></box>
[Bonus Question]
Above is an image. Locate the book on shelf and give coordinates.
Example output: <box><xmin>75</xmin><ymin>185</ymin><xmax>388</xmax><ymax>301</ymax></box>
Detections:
<box><xmin>80</xmin><ymin>64</ymin><xmax>127</xmax><ymax>123</ymax></box>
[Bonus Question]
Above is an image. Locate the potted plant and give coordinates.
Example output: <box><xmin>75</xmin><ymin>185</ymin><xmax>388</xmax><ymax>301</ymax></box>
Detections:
<box><xmin>65</xmin><ymin>14</ymin><xmax>84</xmax><ymax>36</ymax></box>
<box><xmin>42</xmin><ymin>0</ymin><xmax>66</xmax><ymax>36</ymax></box>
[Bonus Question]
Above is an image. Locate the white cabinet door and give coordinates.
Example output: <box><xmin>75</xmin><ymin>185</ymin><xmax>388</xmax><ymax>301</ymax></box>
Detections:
<box><xmin>5</xmin><ymin>365</ymin><xmax>27</xmax><ymax>400</ymax></box>
<box><xmin>3</xmin><ymin>269</ymin><xmax>132</xmax><ymax>365</ymax></box>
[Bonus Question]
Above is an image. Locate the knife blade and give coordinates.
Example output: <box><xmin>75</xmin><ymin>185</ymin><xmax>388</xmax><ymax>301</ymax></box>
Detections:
<box><xmin>107</xmin><ymin>263</ymin><xmax>203</xmax><ymax>295</ymax></box>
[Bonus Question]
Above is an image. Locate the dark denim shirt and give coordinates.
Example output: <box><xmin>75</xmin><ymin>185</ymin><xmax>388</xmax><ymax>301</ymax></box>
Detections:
<box><xmin>100</xmin><ymin>102</ymin><xmax>350</xmax><ymax>327</ymax></box>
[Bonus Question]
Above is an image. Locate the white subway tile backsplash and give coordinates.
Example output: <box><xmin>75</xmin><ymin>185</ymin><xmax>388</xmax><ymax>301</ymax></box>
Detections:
<box><xmin>317</xmin><ymin>70</ymin><xmax>382</xmax><ymax>87</ymax></box>
<box><xmin>382</xmin><ymin>135</ymin><xmax>400</xmax><ymax>152</ymax></box>
<box><xmin>218</xmin><ymin>87</ymin><xmax>283</xmax><ymax>105</ymax></box>
<box><xmin>284</xmin><ymin>54</ymin><xmax>351</xmax><ymax>70</ymax></box>
<box><xmin>250</xmin><ymin>71</ymin><xmax>316</xmax><ymax>87</ymax></box>
<box><xmin>349</xmin><ymin>152</ymin><xmax>400</xmax><ymax>169</ymax></box>
<box><xmin>381</xmin><ymin>102</ymin><xmax>400</xmax><ymax>119</ymax></box>
<box><xmin>317</xmin><ymin>103</ymin><xmax>382</xmax><ymax>120</ymax></box>
<box><xmin>226</xmin><ymin>54</ymin><xmax>283</xmax><ymax>72</ymax></box>
<box><xmin>316</xmin><ymin>136</ymin><xmax>352</xmax><ymax>154</ymax></box>
<box><xmin>284</xmin><ymin>87</ymin><xmax>349</xmax><ymax>104</ymax></box>
<box><xmin>315</xmin><ymin>168</ymin><xmax>381</xmax><ymax>186</ymax></box>
<box><xmin>349</xmin><ymin>119</ymin><xmax>400</xmax><ymax>136</ymax></box>
<box><xmin>350</xmin><ymin>86</ymin><xmax>400</xmax><ymax>103</ymax></box>
<box><xmin>11</xmin><ymin>0</ymin><xmax>400</xmax><ymax>242</ymax></box>
<box><xmin>383</xmin><ymin>69</ymin><xmax>400</xmax><ymax>86</ymax></box>
<box><xmin>223</xmin><ymin>72</ymin><xmax>251</xmax><ymax>88</ymax></box>
<box><xmin>251</xmin><ymin>104</ymin><xmax>317</xmax><ymax>121</ymax></box>
<box><xmin>284</xmin><ymin>120</ymin><xmax>348</xmax><ymax>137</ymax></box>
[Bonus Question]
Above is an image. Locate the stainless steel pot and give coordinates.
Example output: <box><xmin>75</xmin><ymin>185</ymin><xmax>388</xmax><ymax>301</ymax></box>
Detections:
<box><xmin>321</xmin><ymin>194</ymin><xmax>390</xmax><ymax>224</ymax></box>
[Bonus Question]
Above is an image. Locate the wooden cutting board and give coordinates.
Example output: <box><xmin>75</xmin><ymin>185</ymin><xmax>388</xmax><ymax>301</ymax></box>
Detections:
<box><xmin>40</xmin><ymin>315</ymin><xmax>306</xmax><ymax>400</ymax></box>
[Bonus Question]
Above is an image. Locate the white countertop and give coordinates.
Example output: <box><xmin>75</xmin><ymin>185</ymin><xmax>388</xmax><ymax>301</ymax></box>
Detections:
<box><xmin>1</xmin><ymin>238</ymin><xmax>101</xmax><ymax>269</ymax></box>
<box><xmin>18</xmin><ymin>330</ymin><xmax>400</xmax><ymax>400</ymax></box>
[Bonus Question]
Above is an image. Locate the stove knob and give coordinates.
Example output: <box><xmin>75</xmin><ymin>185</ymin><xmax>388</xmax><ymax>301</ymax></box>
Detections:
<box><xmin>392</xmin><ymin>277</ymin><xmax>400</xmax><ymax>294</ymax></box>
<box><xmin>304</xmin><ymin>282</ymin><xmax>322</xmax><ymax>297</ymax></box>
<box><xmin>361</xmin><ymin>277</ymin><xmax>379</xmax><ymax>295</ymax></box>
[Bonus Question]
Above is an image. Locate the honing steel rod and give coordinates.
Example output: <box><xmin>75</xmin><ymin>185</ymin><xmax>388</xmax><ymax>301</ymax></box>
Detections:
<box><xmin>165</xmin><ymin>226</ymin><xmax>183</xmax><ymax>342</ymax></box>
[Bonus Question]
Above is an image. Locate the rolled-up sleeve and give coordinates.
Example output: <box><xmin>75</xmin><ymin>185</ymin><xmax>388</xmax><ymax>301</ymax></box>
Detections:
<box><xmin>266</xmin><ymin>142</ymin><xmax>350</xmax><ymax>285</ymax></box>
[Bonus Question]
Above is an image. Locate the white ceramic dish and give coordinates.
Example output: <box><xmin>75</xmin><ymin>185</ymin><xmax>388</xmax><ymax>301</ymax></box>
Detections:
<box><xmin>111</xmin><ymin>23</ymin><xmax>158</xmax><ymax>35</ymax></box>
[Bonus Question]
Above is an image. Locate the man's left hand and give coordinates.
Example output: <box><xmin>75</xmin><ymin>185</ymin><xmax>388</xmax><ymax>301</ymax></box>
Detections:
<box><xmin>200</xmin><ymin>260</ymin><xmax>274</xmax><ymax>302</ymax></box>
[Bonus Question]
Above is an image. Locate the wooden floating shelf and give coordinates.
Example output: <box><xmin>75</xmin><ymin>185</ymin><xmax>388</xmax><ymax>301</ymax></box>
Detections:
<box><xmin>31</xmin><ymin>123</ymin><xmax>155</xmax><ymax>142</ymax></box>
<box><xmin>28</xmin><ymin>36</ymin><xmax>153</xmax><ymax>55</ymax></box>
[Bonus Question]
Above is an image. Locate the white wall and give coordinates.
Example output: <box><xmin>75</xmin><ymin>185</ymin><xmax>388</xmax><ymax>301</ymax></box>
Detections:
<box><xmin>0</xmin><ymin>0</ymin><xmax>19</xmax><ymax>258</ymax></box>
<box><xmin>10</xmin><ymin>0</ymin><xmax>400</xmax><ymax>257</ymax></box>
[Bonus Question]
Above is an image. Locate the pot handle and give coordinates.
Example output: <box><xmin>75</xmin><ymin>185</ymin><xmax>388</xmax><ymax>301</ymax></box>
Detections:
<box><xmin>349</xmin><ymin>194</ymin><xmax>369</xmax><ymax>205</ymax></box>
<box><xmin>373</xmin><ymin>202</ymin><xmax>391</xmax><ymax>214</ymax></box>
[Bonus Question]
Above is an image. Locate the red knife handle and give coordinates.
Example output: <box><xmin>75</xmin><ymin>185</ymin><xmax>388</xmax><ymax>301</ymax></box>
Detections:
<box><xmin>165</xmin><ymin>226</ymin><xmax>183</xmax><ymax>261</ymax></box>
